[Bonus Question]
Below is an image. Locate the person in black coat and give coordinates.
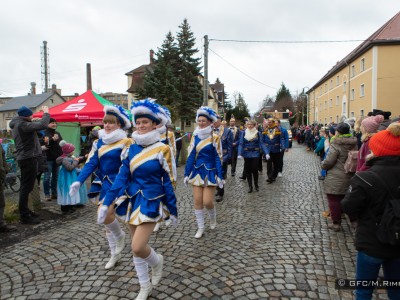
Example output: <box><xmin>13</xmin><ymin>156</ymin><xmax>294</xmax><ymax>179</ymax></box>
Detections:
<box><xmin>341</xmin><ymin>121</ymin><xmax>400</xmax><ymax>300</ymax></box>
<box><xmin>43</xmin><ymin>118</ymin><xmax>63</xmax><ymax>201</ymax></box>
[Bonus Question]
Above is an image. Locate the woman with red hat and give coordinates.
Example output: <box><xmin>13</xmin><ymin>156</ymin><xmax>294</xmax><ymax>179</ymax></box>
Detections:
<box><xmin>342</xmin><ymin>121</ymin><xmax>400</xmax><ymax>300</ymax></box>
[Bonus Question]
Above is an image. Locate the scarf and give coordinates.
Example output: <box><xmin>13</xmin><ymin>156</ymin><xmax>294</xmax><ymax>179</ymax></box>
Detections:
<box><xmin>193</xmin><ymin>125</ymin><xmax>212</xmax><ymax>140</ymax></box>
<box><xmin>244</xmin><ymin>127</ymin><xmax>258</xmax><ymax>141</ymax></box>
<box><xmin>156</xmin><ymin>126</ymin><xmax>167</xmax><ymax>135</ymax></box>
<box><xmin>98</xmin><ymin>128</ymin><xmax>127</xmax><ymax>145</ymax></box>
<box><xmin>131</xmin><ymin>129</ymin><xmax>160</xmax><ymax>146</ymax></box>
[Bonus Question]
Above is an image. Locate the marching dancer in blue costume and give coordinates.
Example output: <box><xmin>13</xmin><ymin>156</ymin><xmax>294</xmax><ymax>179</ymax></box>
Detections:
<box><xmin>99</xmin><ymin>99</ymin><xmax>177</xmax><ymax>300</ymax></box>
<box><xmin>154</xmin><ymin>105</ymin><xmax>176</xmax><ymax>232</ymax></box>
<box><xmin>262</xmin><ymin>118</ymin><xmax>285</xmax><ymax>183</ymax></box>
<box><xmin>184</xmin><ymin>106</ymin><xmax>224</xmax><ymax>239</ymax></box>
<box><xmin>238</xmin><ymin>119</ymin><xmax>269</xmax><ymax>193</ymax></box>
<box><xmin>214</xmin><ymin>115</ymin><xmax>233</xmax><ymax>202</ymax></box>
<box><xmin>69</xmin><ymin>105</ymin><xmax>132</xmax><ymax>270</ymax></box>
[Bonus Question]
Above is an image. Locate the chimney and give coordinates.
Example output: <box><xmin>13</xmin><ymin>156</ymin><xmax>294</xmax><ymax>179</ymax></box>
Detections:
<box><xmin>30</xmin><ymin>82</ymin><xmax>36</xmax><ymax>95</ymax></box>
<box><xmin>86</xmin><ymin>63</ymin><xmax>92</xmax><ymax>91</ymax></box>
<box><xmin>150</xmin><ymin>49</ymin><xmax>154</xmax><ymax>64</ymax></box>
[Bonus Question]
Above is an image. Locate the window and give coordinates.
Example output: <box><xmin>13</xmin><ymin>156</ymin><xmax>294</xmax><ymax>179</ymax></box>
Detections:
<box><xmin>360</xmin><ymin>109</ymin><xmax>364</xmax><ymax>117</ymax></box>
<box><xmin>329</xmin><ymin>99</ymin><xmax>333</xmax><ymax>107</ymax></box>
<box><xmin>360</xmin><ymin>58</ymin><xmax>365</xmax><ymax>72</ymax></box>
<box><xmin>336</xmin><ymin>115</ymin><xmax>339</xmax><ymax>123</ymax></box>
<box><xmin>343</xmin><ymin>102</ymin><xmax>347</xmax><ymax>115</ymax></box>
<box><xmin>351</xmin><ymin>65</ymin><xmax>355</xmax><ymax>77</ymax></box>
<box><xmin>330</xmin><ymin>117</ymin><xmax>332</xmax><ymax>122</ymax></box>
<box><xmin>336</xmin><ymin>75</ymin><xmax>340</xmax><ymax>86</ymax></box>
<box><xmin>343</xmin><ymin>81</ymin><xmax>347</xmax><ymax>92</ymax></box>
<box><xmin>324</xmin><ymin>101</ymin><xmax>327</xmax><ymax>109</ymax></box>
<box><xmin>351</xmin><ymin>88</ymin><xmax>355</xmax><ymax>100</ymax></box>
<box><xmin>325</xmin><ymin>84</ymin><xmax>327</xmax><ymax>92</ymax></box>
<box><xmin>360</xmin><ymin>84</ymin><xmax>365</xmax><ymax>97</ymax></box>
<box><xmin>330</xmin><ymin>79</ymin><xmax>333</xmax><ymax>89</ymax></box>
<box><xmin>336</xmin><ymin>96</ymin><xmax>339</xmax><ymax>106</ymax></box>
<box><xmin>185</xmin><ymin>120</ymin><xmax>191</xmax><ymax>126</ymax></box>
<box><xmin>324</xmin><ymin>118</ymin><xmax>327</xmax><ymax>124</ymax></box>
<box><xmin>351</xmin><ymin>111</ymin><xmax>354</xmax><ymax>118</ymax></box>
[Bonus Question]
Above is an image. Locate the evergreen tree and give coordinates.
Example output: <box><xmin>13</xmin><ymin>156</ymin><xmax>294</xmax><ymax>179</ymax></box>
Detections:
<box><xmin>136</xmin><ymin>31</ymin><xmax>182</xmax><ymax>120</ymax></box>
<box><xmin>136</xmin><ymin>20</ymin><xmax>202</xmax><ymax>122</ymax></box>
<box><xmin>176</xmin><ymin>19</ymin><xmax>203</xmax><ymax>120</ymax></box>
<box><xmin>226</xmin><ymin>92</ymin><xmax>250</xmax><ymax>123</ymax></box>
<box><xmin>274</xmin><ymin>82</ymin><xmax>294</xmax><ymax>112</ymax></box>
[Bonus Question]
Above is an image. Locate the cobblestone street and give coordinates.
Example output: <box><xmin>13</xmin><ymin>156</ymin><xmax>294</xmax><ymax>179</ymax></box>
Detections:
<box><xmin>0</xmin><ymin>143</ymin><xmax>389</xmax><ymax>299</ymax></box>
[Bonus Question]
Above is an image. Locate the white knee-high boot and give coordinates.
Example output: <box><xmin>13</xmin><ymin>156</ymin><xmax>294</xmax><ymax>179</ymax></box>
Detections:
<box><xmin>105</xmin><ymin>231</ymin><xmax>121</xmax><ymax>269</ymax></box>
<box><xmin>194</xmin><ymin>209</ymin><xmax>205</xmax><ymax>238</ymax></box>
<box><xmin>143</xmin><ymin>247</ymin><xmax>163</xmax><ymax>285</ymax></box>
<box><xmin>133</xmin><ymin>256</ymin><xmax>152</xmax><ymax>300</ymax></box>
<box><xmin>105</xmin><ymin>219</ymin><xmax>125</xmax><ymax>255</ymax></box>
<box><xmin>208</xmin><ymin>207</ymin><xmax>216</xmax><ymax>229</ymax></box>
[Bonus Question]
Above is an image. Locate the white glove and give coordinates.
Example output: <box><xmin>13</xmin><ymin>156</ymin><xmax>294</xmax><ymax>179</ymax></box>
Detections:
<box><xmin>217</xmin><ymin>179</ymin><xmax>225</xmax><ymax>189</ymax></box>
<box><xmin>184</xmin><ymin>176</ymin><xmax>189</xmax><ymax>187</ymax></box>
<box><xmin>97</xmin><ymin>205</ymin><xmax>108</xmax><ymax>224</ymax></box>
<box><xmin>41</xmin><ymin>145</ymin><xmax>48</xmax><ymax>151</ymax></box>
<box><xmin>237</xmin><ymin>155</ymin><xmax>244</xmax><ymax>160</ymax></box>
<box><xmin>69</xmin><ymin>182</ymin><xmax>81</xmax><ymax>197</ymax></box>
<box><xmin>265</xmin><ymin>154</ymin><xmax>270</xmax><ymax>160</ymax></box>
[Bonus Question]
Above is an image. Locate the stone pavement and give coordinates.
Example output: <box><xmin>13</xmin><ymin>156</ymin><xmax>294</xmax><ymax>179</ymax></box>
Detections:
<box><xmin>0</xmin><ymin>143</ymin><xmax>390</xmax><ymax>300</ymax></box>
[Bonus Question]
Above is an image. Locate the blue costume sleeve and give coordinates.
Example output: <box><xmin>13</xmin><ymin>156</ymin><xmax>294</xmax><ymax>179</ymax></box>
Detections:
<box><xmin>214</xmin><ymin>143</ymin><xmax>224</xmax><ymax>180</ymax></box>
<box><xmin>77</xmin><ymin>141</ymin><xmax>100</xmax><ymax>185</ymax></box>
<box><xmin>259</xmin><ymin>132</ymin><xmax>269</xmax><ymax>155</ymax></box>
<box><xmin>238</xmin><ymin>132</ymin><xmax>244</xmax><ymax>156</ymax></box>
<box><xmin>226</xmin><ymin>130</ymin><xmax>233</xmax><ymax>161</ymax></box>
<box><xmin>283</xmin><ymin>129</ymin><xmax>289</xmax><ymax>149</ymax></box>
<box><xmin>184</xmin><ymin>136</ymin><xmax>195</xmax><ymax>177</ymax></box>
<box><xmin>162</xmin><ymin>169</ymin><xmax>178</xmax><ymax>217</ymax></box>
<box><xmin>103</xmin><ymin>153</ymin><xmax>131</xmax><ymax>206</ymax></box>
<box><xmin>314</xmin><ymin>137</ymin><xmax>325</xmax><ymax>153</ymax></box>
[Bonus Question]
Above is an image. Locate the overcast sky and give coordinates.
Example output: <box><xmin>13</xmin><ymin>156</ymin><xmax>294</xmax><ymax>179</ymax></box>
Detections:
<box><xmin>1</xmin><ymin>1</ymin><xmax>400</xmax><ymax>112</ymax></box>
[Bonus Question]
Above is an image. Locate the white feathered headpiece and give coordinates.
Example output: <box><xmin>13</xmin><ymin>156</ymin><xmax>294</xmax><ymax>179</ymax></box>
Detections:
<box><xmin>104</xmin><ymin>105</ymin><xmax>131</xmax><ymax>130</ymax></box>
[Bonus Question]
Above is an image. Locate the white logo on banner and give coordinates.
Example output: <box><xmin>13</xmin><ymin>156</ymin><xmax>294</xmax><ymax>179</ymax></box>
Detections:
<box><xmin>63</xmin><ymin>99</ymin><xmax>87</xmax><ymax>112</ymax></box>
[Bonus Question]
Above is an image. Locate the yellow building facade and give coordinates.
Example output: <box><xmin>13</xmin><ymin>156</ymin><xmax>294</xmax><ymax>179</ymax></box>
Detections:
<box><xmin>308</xmin><ymin>12</ymin><xmax>400</xmax><ymax>124</ymax></box>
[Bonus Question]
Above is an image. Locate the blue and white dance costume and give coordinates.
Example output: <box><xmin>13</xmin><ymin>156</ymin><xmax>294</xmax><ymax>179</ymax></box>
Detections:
<box><xmin>103</xmin><ymin>131</ymin><xmax>177</xmax><ymax>225</ymax></box>
<box><xmin>184</xmin><ymin>129</ymin><xmax>224</xmax><ymax>187</ymax></box>
<box><xmin>185</xmin><ymin>106</ymin><xmax>223</xmax><ymax>237</ymax></box>
<box><xmin>77</xmin><ymin>137</ymin><xmax>132</xmax><ymax>202</ymax></box>
<box><xmin>72</xmin><ymin>105</ymin><xmax>132</xmax><ymax>267</ymax></box>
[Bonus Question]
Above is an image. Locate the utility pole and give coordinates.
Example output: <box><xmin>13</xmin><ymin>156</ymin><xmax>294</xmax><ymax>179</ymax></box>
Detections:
<box><xmin>203</xmin><ymin>35</ymin><xmax>209</xmax><ymax>106</ymax></box>
<box><xmin>86</xmin><ymin>63</ymin><xmax>92</xmax><ymax>91</ymax></box>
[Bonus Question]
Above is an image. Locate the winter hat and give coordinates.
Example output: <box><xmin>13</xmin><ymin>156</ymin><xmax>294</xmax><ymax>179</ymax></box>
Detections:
<box><xmin>17</xmin><ymin>106</ymin><xmax>33</xmax><ymax>117</ymax></box>
<box><xmin>62</xmin><ymin>143</ymin><xmax>75</xmax><ymax>155</ymax></box>
<box><xmin>131</xmin><ymin>98</ymin><xmax>165</xmax><ymax>126</ymax></box>
<box><xmin>59</xmin><ymin>140</ymin><xmax>67</xmax><ymax>147</ymax></box>
<box><xmin>369</xmin><ymin>122</ymin><xmax>400</xmax><ymax>157</ymax></box>
<box><xmin>336</xmin><ymin>122</ymin><xmax>350</xmax><ymax>134</ymax></box>
<box><xmin>361</xmin><ymin>115</ymin><xmax>384</xmax><ymax>133</ymax></box>
<box><xmin>49</xmin><ymin>118</ymin><xmax>57</xmax><ymax>123</ymax></box>
<box><xmin>329</xmin><ymin>126</ymin><xmax>336</xmax><ymax>135</ymax></box>
<box><xmin>196</xmin><ymin>106</ymin><xmax>218</xmax><ymax>122</ymax></box>
<box><xmin>104</xmin><ymin>105</ymin><xmax>132</xmax><ymax>130</ymax></box>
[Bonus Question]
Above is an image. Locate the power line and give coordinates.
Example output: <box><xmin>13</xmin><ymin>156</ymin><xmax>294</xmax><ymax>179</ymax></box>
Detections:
<box><xmin>209</xmin><ymin>38</ymin><xmax>366</xmax><ymax>43</ymax></box>
<box><xmin>209</xmin><ymin>48</ymin><xmax>277</xmax><ymax>90</ymax></box>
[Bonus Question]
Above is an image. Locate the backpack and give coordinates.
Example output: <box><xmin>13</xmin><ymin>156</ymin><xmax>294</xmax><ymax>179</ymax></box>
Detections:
<box><xmin>344</xmin><ymin>150</ymin><xmax>358</xmax><ymax>173</ymax></box>
<box><xmin>366</xmin><ymin>173</ymin><xmax>400</xmax><ymax>246</ymax></box>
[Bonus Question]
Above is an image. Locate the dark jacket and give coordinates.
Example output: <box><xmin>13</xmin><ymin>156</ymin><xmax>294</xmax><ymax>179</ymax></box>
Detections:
<box><xmin>321</xmin><ymin>135</ymin><xmax>357</xmax><ymax>194</ymax></box>
<box><xmin>341</xmin><ymin>156</ymin><xmax>400</xmax><ymax>259</ymax></box>
<box><xmin>9</xmin><ymin>114</ymin><xmax>50</xmax><ymax>161</ymax></box>
<box><xmin>44</xmin><ymin>128</ymin><xmax>63</xmax><ymax>161</ymax></box>
<box><xmin>215</xmin><ymin>126</ymin><xmax>233</xmax><ymax>163</ymax></box>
